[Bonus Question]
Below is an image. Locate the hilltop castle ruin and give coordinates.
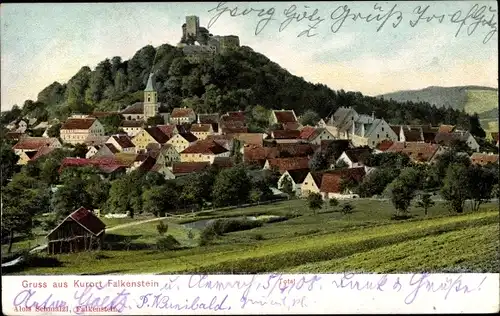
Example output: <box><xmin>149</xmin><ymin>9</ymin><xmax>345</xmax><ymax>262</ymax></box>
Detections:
<box><xmin>177</xmin><ymin>16</ymin><xmax>240</xmax><ymax>62</ymax></box>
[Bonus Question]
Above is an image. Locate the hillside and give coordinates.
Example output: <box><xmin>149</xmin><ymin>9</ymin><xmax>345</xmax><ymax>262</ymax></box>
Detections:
<box><xmin>378</xmin><ymin>86</ymin><xmax>498</xmax><ymax>131</ymax></box>
<box><xmin>1</xmin><ymin>44</ymin><xmax>486</xmax><ymax>136</ymax></box>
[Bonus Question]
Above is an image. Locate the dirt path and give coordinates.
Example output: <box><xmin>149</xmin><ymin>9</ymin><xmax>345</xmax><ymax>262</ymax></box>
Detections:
<box><xmin>106</xmin><ymin>216</ymin><xmax>172</xmax><ymax>232</ymax></box>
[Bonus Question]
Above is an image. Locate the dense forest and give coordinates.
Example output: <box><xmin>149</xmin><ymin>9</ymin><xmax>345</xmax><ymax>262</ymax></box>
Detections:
<box><xmin>1</xmin><ymin>43</ymin><xmax>485</xmax><ymax>137</ymax></box>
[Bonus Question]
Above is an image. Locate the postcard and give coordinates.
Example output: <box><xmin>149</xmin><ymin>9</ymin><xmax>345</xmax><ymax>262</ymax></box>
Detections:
<box><xmin>1</xmin><ymin>1</ymin><xmax>499</xmax><ymax>315</ymax></box>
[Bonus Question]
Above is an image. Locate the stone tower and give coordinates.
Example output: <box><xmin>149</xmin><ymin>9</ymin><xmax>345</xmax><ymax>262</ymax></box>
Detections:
<box><xmin>186</xmin><ymin>16</ymin><xmax>199</xmax><ymax>38</ymax></box>
<box><xmin>143</xmin><ymin>73</ymin><xmax>158</xmax><ymax>120</ymax></box>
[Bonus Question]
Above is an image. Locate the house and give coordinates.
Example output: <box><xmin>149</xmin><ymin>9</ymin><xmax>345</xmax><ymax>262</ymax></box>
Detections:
<box><xmin>270</xmin><ymin>129</ymin><xmax>301</xmax><ymax>140</ymax></box>
<box><xmin>132</xmin><ymin>127</ymin><xmax>171</xmax><ymax>152</ymax></box>
<box><xmin>270</xmin><ymin>109</ymin><xmax>298</xmax><ymax>126</ymax></box>
<box><xmin>326</xmin><ymin>107</ymin><xmax>360</xmax><ymax>138</ymax></box>
<box><xmin>301</xmin><ymin>171</ymin><xmax>328</xmax><ymax>197</ymax></box>
<box><xmin>221</xmin><ymin>111</ymin><xmax>246</xmax><ymax>123</ymax></box>
<box><xmin>120</xmin><ymin>120</ymin><xmax>144</xmax><ymax>137</ymax></box>
<box><xmin>386</xmin><ymin>142</ymin><xmax>446</xmax><ymax>164</ymax></box>
<box><xmin>335</xmin><ymin>148</ymin><xmax>371</xmax><ymax>168</ymax></box>
<box><xmin>373</xmin><ymin>140</ymin><xmax>394</xmax><ymax>154</ymax></box>
<box><xmin>243</xmin><ymin>145</ymin><xmax>279</xmax><ymax>167</ymax></box>
<box><xmin>47</xmin><ymin>207</ymin><xmax>106</xmax><ymax>254</ymax></box>
<box><xmin>30</xmin><ymin>146</ymin><xmax>58</xmax><ymax>162</ymax></box>
<box><xmin>84</xmin><ymin>135</ymin><xmax>109</xmax><ymax>147</ymax></box>
<box><xmin>170</xmin><ymin>107</ymin><xmax>196</xmax><ymax>124</ymax></box>
<box><xmin>277</xmin><ymin>168</ymin><xmax>310</xmax><ymax>197</ymax></box>
<box><xmin>275</xmin><ymin>143</ymin><xmax>317</xmax><ymax>158</ymax></box>
<box><xmin>299</xmin><ymin>126</ymin><xmax>335</xmax><ymax>145</ymax></box>
<box><xmin>60</xmin><ymin>115</ymin><xmax>105</xmax><ymax>145</ymax></box>
<box><xmin>106</xmin><ymin>134</ymin><xmax>136</xmax><ymax>153</ymax></box>
<box><xmin>232</xmin><ymin>133</ymin><xmax>266</xmax><ymax>147</ymax></box>
<box><xmin>12</xmin><ymin>137</ymin><xmax>62</xmax><ymax>165</ymax></box>
<box><xmin>391</xmin><ymin>125</ymin><xmax>424</xmax><ymax>142</ymax></box>
<box><xmin>211</xmin><ymin>156</ymin><xmax>234</xmax><ymax>169</ymax></box>
<box><xmin>180</xmin><ymin>140</ymin><xmax>230</xmax><ymax>162</ymax></box>
<box><xmin>151</xmin><ymin>163</ymin><xmax>176</xmax><ymax>180</ymax></box>
<box><xmin>319</xmin><ymin>167</ymin><xmax>366</xmax><ymax>200</ymax></box>
<box><xmin>316</xmin><ymin>118</ymin><xmax>327</xmax><ymax>128</ymax></box>
<box><xmin>205</xmin><ymin>134</ymin><xmax>235</xmax><ymax>152</ymax></box>
<box><xmin>87</xmin><ymin>143</ymin><xmax>119</xmax><ymax>159</ymax></box>
<box><xmin>190</xmin><ymin>123</ymin><xmax>214</xmax><ymax>140</ymax></box>
<box><xmin>197</xmin><ymin>113</ymin><xmax>220</xmax><ymax>134</ymax></box>
<box><xmin>146</xmin><ymin>143</ymin><xmax>180</xmax><ymax>166</ymax></box>
<box><xmin>263</xmin><ymin>157</ymin><xmax>310</xmax><ymax>174</ymax></box>
<box><xmin>434</xmin><ymin>131</ymin><xmax>480</xmax><ymax>152</ymax></box>
<box><xmin>170</xmin><ymin>161</ymin><xmax>210</xmax><ymax>177</ymax></box>
<box><xmin>120</xmin><ymin>73</ymin><xmax>170</xmax><ymax>122</ymax></box>
<box><xmin>220</xmin><ymin>121</ymin><xmax>248</xmax><ymax>134</ymax></box>
<box><xmin>166</xmin><ymin>132</ymin><xmax>198</xmax><ymax>154</ymax></box>
<box><xmin>90</xmin><ymin>111</ymin><xmax>120</xmax><ymax>119</ymax></box>
<box><xmin>470</xmin><ymin>153</ymin><xmax>499</xmax><ymax>166</ymax></box>
<box><xmin>282</xmin><ymin>122</ymin><xmax>301</xmax><ymax>130</ymax></box>
<box><xmin>59</xmin><ymin>157</ymin><xmax>128</xmax><ymax>176</ymax></box>
<box><xmin>5</xmin><ymin>131</ymin><xmax>26</xmax><ymax>142</ymax></box>
<box><xmin>156</xmin><ymin>124</ymin><xmax>184</xmax><ymax>138</ymax></box>
<box><xmin>348</xmin><ymin>116</ymin><xmax>398</xmax><ymax>148</ymax></box>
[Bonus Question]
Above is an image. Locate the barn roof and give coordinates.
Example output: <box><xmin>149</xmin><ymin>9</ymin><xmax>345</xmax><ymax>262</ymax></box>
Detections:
<box><xmin>47</xmin><ymin>207</ymin><xmax>106</xmax><ymax>238</ymax></box>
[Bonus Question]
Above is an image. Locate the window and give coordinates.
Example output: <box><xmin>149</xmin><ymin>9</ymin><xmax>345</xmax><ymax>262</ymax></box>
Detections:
<box><xmin>386</xmin><ymin>133</ymin><xmax>389</xmax><ymax>138</ymax></box>
<box><xmin>377</xmin><ymin>134</ymin><xmax>379</xmax><ymax>138</ymax></box>
<box><xmin>148</xmin><ymin>97</ymin><xmax>151</xmax><ymax>102</ymax></box>
<box><xmin>381</xmin><ymin>127</ymin><xmax>384</xmax><ymax>131</ymax></box>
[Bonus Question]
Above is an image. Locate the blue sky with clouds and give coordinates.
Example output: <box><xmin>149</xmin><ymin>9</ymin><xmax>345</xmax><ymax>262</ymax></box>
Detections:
<box><xmin>1</xmin><ymin>1</ymin><xmax>497</xmax><ymax>110</ymax></box>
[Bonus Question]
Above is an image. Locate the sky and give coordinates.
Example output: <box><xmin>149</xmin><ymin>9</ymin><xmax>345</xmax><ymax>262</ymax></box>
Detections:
<box><xmin>1</xmin><ymin>1</ymin><xmax>498</xmax><ymax>111</ymax></box>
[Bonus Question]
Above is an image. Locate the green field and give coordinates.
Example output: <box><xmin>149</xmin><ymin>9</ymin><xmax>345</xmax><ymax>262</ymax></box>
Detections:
<box><xmin>464</xmin><ymin>89</ymin><xmax>498</xmax><ymax>117</ymax></box>
<box><xmin>3</xmin><ymin>199</ymin><xmax>498</xmax><ymax>275</ymax></box>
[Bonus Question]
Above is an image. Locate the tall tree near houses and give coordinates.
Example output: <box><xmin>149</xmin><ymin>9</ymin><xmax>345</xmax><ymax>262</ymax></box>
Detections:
<box><xmin>466</xmin><ymin>165</ymin><xmax>496</xmax><ymax>212</ymax></box>
<box><xmin>307</xmin><ymin>192</ymin><xmax>323</xmax><ymax>215</ymax></box>
<box><xmin>441</xmin><ymin>163</ymin><xmax>470</xmax><ymax>213</ymax></box>
<box><xmin>0</xmin><ymin>143</ymin><xmax>19</xmax><ymax>186</ymax></box>
<box><xmin>416</xmin><ymin>193</ymin><xmax>435</xmax><ymax>216</ymax></box>
<box><xmin>280</xmin><ymin>175</ymin><xmax>294</xmax><ymax>197</ymax></box>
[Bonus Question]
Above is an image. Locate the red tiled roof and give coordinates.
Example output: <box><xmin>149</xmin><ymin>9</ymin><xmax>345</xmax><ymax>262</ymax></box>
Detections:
<box><xmin>69</xmin><ymin>207</ymin><xmax>106</xmax><ymax>235</ymax></box>
<box><xmin>299</xmin><ymin>126</ymin><xmax>317</xmax><ymax>139</ymax></box>
<box><xmin>342</xmin><ymin>148</ymin><xmax>372</xmax><ymax>163</ymax></box>
<box><xmin>244</xmin><ymin>145</ymin><xmax>279</xmax><ymax>162</ymax></box>
<box><xmin>59</xmin><ymin>157</ymin><xmax>127</xmax><ymax>174</ymax></box>
<box><xmin>138</xmin><ymin>156</ymin><xmax>157</xmax><ymax>172</ymax></box>
<box><xmin>61</xmin><ymin>118</ymin><xmax>96</xmax><ymax>130</ymax></box>
<box><xmin>222</xmin><ymin>111</ymin><xmax>246</xmax><ymax>122</ymax></box>
<box><xmin>171</xmin><ymin>107</ymin><xmax>195</xmax><ymax>118</ymax></box>
<box><xmin>181</xmin><ymin>140</ymin><xmax>229</xmax><ymax>155</ymax></box>
<box><xmin>234</xmin><ymin>133</ymin><xmax>264</xmax><ymax>146</ymax></box>
<box><xmin>273</xmin><ymin>110</ymin><xmax>297</xmax><ymax>123</ymax></box>
<box><xmin>156</xmin><ymin>124</ymin><xmax>177</xmax><ymax>137</ymax></box>
<box><xmin>403</xmin><ymin>129</ymin><xmax>423</xmax><ymax>142</ymax></box>
<box><xmin>211</xmin><ymin>157</ymin><xmax>234</xmax><ymax>169</ymax></box>
<box><xmin>190</xmin><ymin>123</ymin><xmax>212</xmax><ymax>132</ymax></box>
<box><xmin>387</xmin><ymin>142</ymin><xmax>441</xmax><ymax>162</ymax></box>
<box><xmin>470</xmin><ymin>153</ymin><xmax>499</xmax><ymax>166</ymax></box>
<box><xmin>319</xmin><ymin>167</ymin><xmax>366</xmax><ymax>193</ymax></box>
<box><xmin>221</xmin><ymin>126</ymin><xmax>248</xmax><ymax>134</ymax></box>
<box><xmin>121</xmin><ymin>120</ymin><xmax>144</xmax><ymax>128</ymax></box>
<box><xmin>172</xmin><ymin>162</ymin><xmax>210</xmax><ymax>175</ymax></box>
<box><xmin>438</xmin><ymin>125</ymin><xmax>456</xmax><ymax>133</ymax></box>
<box><xmin>272</xmin><ymin>130</ymin><xmax>301</xmax><ymax>139</ymax></box>
<box><xmin>266</xmin><ymin>157</ymin><xmax>310</xmax><ymax>173</ymax></box>
<box><xmin>276</xmin><ymin>143</ymin><xmax>317</xmax><ymax>157</ymax></box>
<box><xmin>110</xmin><ymin>134</ymin><xmax>135</xmax><ymax>149</ymax></box>
<box><xmin>145</xmin><ymin>127</ymin><xmax>170</xmax><ymax>144</ymax></box>
<box><xmin>198</xmin><ymin>113</ymin><xmax>220</xmax><ymax>124</ymax></box>
<box><xmin>31</xmin><ymin>146</ymin><xmax>56</xmax><ymax>161</ymax></box>
<box><xmin>12</xmin><ymin>137</ymin><xmax>58</xmax><ymax>150</ymax></box>
<box><xmin>375</xmin><ymin>140</ymin><xmax>394</xmax><ymax>151</ymax></box>
<box><xmin>283</xmin><ymin>122</ymin><xmax>300</xmax><ymax>130</ymax></box>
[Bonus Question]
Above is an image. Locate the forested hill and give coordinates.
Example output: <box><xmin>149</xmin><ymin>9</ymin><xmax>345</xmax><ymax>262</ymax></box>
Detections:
<box><xmin>2</xmin><ymin>44</ymin><xmax>485</xmax><ymax>137</ymax></box>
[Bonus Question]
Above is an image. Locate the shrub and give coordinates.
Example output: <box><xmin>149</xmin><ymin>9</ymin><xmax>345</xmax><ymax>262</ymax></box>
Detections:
<box><xmin>156</xmin><ymin>221</ymin><xmax>168</xmax><ymax>236</ymax></box>
<box><xmin>187</xmin><ymin>230</ymin><xmax>194</xmax><ymax>240</ymax></box>
<box><xmin>156</xmin><ymin>235</ymin><xmax>180</xmax><ymax>251</ymax></box>
<box><xmin>329</xmin><ymin>198</ymin><xmax>339</xmax><ymax>207</ymax></box>
<box><xmin>254</xmin><ymin>234</ymin><xmax>265</xmax><ymax>240</ymax></box>
<box><xmin>264</xmin><ymin>216</ymin><xmax>289</xmax><ymax>224</ymax></box>
<box><xmin>340</xmin><ymin>203</ymin><xmax>354</xmax><ymax>215</ymax></box>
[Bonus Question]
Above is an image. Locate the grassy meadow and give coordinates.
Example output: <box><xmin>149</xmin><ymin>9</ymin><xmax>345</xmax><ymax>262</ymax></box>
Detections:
<box><xmin>3</xmin><ymin>198</ymin><xmax>498</xmax><ymax>275</ymax></box>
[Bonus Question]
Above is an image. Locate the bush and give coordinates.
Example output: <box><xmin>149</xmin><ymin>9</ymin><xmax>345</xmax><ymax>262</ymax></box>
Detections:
<box><xmin>156</xmin><ymin>221</ymin><xmax>168</xmax><ymax>236</ymax></box>
<box><xmin>329</xmin><ymin>198</ymin><xmax>339</xmax><ymax>207</ymax></box>
<box><xmin>187</xmin><ymin>230</ymin><xmax>194</xmax><ymax>240</ymax></box>
<box><xmin>254</xmin><ymin>234</ymin><xmax>265</xmax><ymax>240</ymax></box>
<box><xmin>156</xmin><ymin>235</ymin><xmax>180</xmax><ymax>250</ymax></box>
<box><xmin>340</xmin><ymin>203</ymin><xmax>354</xmax><ymax>215</ymax></box>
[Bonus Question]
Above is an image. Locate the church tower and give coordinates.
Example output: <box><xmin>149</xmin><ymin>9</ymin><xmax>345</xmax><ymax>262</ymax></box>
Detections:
<box><xmin>143</xmin><ymin>73</ymin><xmax>158</xmax><ymax>120</ymax></box>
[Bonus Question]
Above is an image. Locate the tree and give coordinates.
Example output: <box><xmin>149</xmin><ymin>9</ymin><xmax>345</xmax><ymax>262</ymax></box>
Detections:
<box><xmin>309</xmin><ymin>151</ymin><xmax>328</xmax><ymax>171</ymax></box>
<box><xmin>340</xmin><ymin>203</ymin><xmax>354</xmax><ymax>215</ymax></box>
<box><xmin>307</xmin><ymin>192</ymin><xmax>323</xmax><ymax>215</ymax></box>
<box><xmin>156</xmin><ymin>221</ymin><xmax>168</xmax><ymax>236</ymax></box>
<box><xmin>146</xmin><ymin>115</ymin><xmax>165</xmax><ymax>126</ymax></box>
<box><xmin>466</xmin><ymin>165</ymin><xmax>496</xmax><ymax>212</ymax></box>
<box><xmin>1</xmin><ymin>143</ymin><xmax>19</xmax><ymax>186</ymax></box>
<box><xmin>299</xmin><ymin>110</ymin><xmax>320</xmax><ymax>126</ymax></box>
<box><xmin>142</xmin><ymin>184</ymin><xmax>178</xmax><ymax>216</ymax></box>
<box><xmin>441</xmin><ymin>163</ymin><xmax>469</xmax><ymax>213</ymax></box>
<box><xmin>99</xmin><ymin>114</ymin><xmax>123</xmax><ymax>135</ymax></box>
<box><xmin>52</xmin><ymin>178</ymin><xmax>93</xmax><ymax>217</ymax></box>
<box><xmin>280</xmin><ymin>175</ymin><xmax>294</xmax><ymax>197</ymax></box>
<box><xmin>249</xmin><ymin>189</ymin><xmax>264</xmax><ymax>204</ymax></box>
<box><xmin>329</xmin><ymin>197</ymin><xmax>339</xmax><ymax>208</ymax></box>
<box><xmin>212</xmin><ymin>165</ymin><xmax>252</xmax><ymax>207</ymax></box>
<box><xmin>389</xmin><ymin>167</ymin><xmax>422</xmax><ymax>216</ymax></box>
<box><xmin>335</xmin><ymin>160</ymin><xmax>349</xmax><ymax>169</ymax></box>
<box><xmin>416</xmin><ymin>193</ymin><xmax>435</xmax><ymax>216</ymax></box>
<box><xmin>46</xmin><ymin>122</ymin><xmax>62</xmax><ymax>138</ymax></box>
<box><xmin>357</xmin><ymin>168</ymin><xmax>399</xmax><ymax>197</ymax></box>
<box><xmin>72</xmin><ymin>143</ymin><xmax>88</xmax><ymax>158</ymax></box>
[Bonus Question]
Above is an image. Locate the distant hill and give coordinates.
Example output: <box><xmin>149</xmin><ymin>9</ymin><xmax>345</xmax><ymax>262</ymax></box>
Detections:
<box><xmin>378</xmin><ymin>86</ymin><xmax>498</xmax><ymax>131</ymax></box>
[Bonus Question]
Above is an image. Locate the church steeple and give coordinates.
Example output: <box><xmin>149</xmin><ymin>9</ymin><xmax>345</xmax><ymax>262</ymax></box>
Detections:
<box><xmin>143</xmin><ymin>72</ymin><xmax>158</xmax><ymax>120</ymax></box>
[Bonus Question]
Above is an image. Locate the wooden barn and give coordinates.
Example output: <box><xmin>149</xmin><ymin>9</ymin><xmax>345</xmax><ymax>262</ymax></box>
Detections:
<box><xmin>47</xmin><ymin>207</ymin><xmax>106</xmax><ymax>254</ymax></box>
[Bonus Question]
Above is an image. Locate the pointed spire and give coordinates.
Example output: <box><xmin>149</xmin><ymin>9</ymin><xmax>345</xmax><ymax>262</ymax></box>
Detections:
<box><xmin>145</xmin><ymin>73</ymin><xmax>155</xmax><ymax>92</ymax></box>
